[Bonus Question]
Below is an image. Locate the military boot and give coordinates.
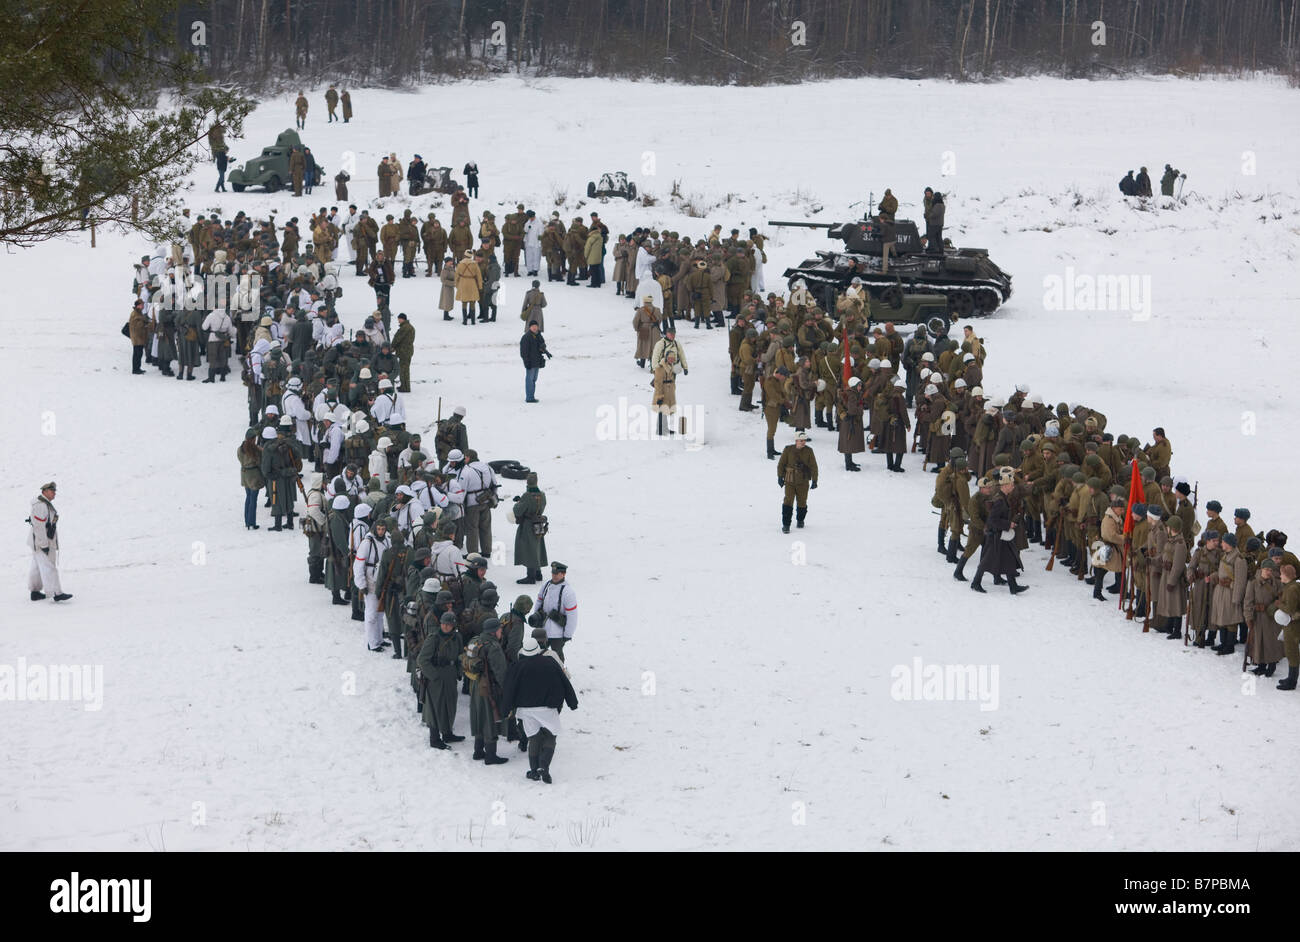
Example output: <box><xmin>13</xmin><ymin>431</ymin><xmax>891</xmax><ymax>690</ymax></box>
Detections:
<box><xmin>472</xmin><ymin>737</ymin><xmax>486</xmax><ymax>760</ymax></box>
<box><xmin>1263</xmin><ymin>662</ymin><xmax>1277</xmax><ymax>677</ymax></box>
<box><xmin>538</xmin><ymin>732</ymin><xmax>556</xmax><ymax>783</ymax></box>
<box><xmin>1007</xmin><ymin>575</ymin><xmax>1029</xmax><ymax>595</ymax></box>
<box><xmin>1214</xmin><ymin>629</ymin><xmax>1236</xmax><ymax>656</ymax></box>
<box><xmin>844</xmin><ymin>454</ymin><xmax>860</xmax><ymax>472</ymax></box>
<box><xmin>815</xmin><ymin>411</ymin><xmax>826</xmax><ymax>428</ymax></box>
<box><xmin>1092</xmin><ymin>570</ymin><xmax>1106</xmax><ymax>601</ymax></box>
<box><xmin>970</xmin><ymin>571</ymin><xmax>987</xmax><ymax>593</ymax></box>
<box><xmin>483</xmin><ymin>741</ymin><xmax>509</xmax><ymax>765</ymax></box>
<box><xmin>953</xmin><ymin>556</ymin><xmax>969</xmax><ymax>582</ymax></box>
<box><xmin>444</xmin><ymin>731</ymin><xmax>466</xmax><ymax>743</ymax></box>
<box><xmin>1107</xmin><ymin>574</ymin><xmax>1122</xmax><ymax>594</ymax></box>
<box><xmin>937</xmin><ymin>525</ymin><xmax>947</xmax><ymax>555</ymax></box>
<box><xmin>1277</xmin><ymin>666</ymin><xmax>1299</xmax><ymax>691</ymax></box>
<box><xmin>781</xmin><ymin>504</ymin><xmax>793</xmax><ymax>534</ymax></box>
<box><xmin>429</xmin><ymin>728</ymin><xmax>449</xmax><ymax>750</ymax></box>
<box><xmin>1165</xmin><ymin>617</ymin><xmax>1182</xmax><ymax>640</ymax></box>
<box><xmin>331</xmin><ymin>588</ymin><xmax>347</xmax><ymax>606</ymax></box>
<box><xmin>767</xmin><ymin>438</ymin><xmax>778</xmax><ymax>460</ymax></box>
<box><xmin>526</xmin><ymin>737</ymin><xmax>542</xmax><ymax>779</ymax></box>
<box><xmin>796</xmin><ymin>506</ymin><xmax>807</xmax><ymax>529</ymax></box>
<box><xmin>826</xmin><ymin>410</ymin><xmax>836</xmax><ymax>432</ymax></box>
<box><xmin>390</xmin><ymin>636</ymin><xmax>403</xmax><ymax>659</ymax></box>
<box><xmin>945</xmin><ymin>536</ymin><xmax>959</xmax><ymax>564</ymax></box>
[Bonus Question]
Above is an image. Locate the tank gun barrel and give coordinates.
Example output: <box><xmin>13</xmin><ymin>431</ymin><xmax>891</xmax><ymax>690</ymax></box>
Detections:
<box><xmin>767</xmin><ymin>220</ymin><xmax>830</xmax><ymax>229</ymax></box>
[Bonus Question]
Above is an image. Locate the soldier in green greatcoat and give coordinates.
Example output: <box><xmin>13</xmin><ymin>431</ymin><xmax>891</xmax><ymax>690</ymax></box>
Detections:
<box><xmin>260</xmin><ymin>425</ymin><xmax>301</xmax><ymax>531</ymax></box>
<box><xmin>416</xmin><ymin>612</ymin><xmax>465</xmax><ymax>749</ymax></box>
<box><xmin>513</xmin><ymin>472</ymin><xmax>548</xmax><ymax>584</ymax></box>
<box><xmin>468</xmin><ymin>618</ymin><xmax>510</xmax><ymax>765</ymax></box>
<box><xmin>378</xmin><ymin>525</ymin><xmax>411</xmax><ymax>658</ymax></box>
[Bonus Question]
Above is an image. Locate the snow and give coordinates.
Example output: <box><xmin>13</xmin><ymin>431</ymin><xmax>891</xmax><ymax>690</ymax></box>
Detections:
<box><xmin>2</xmin><ymin>75</ymin><xmax>1298</xmax><ymax>851</ymax></box>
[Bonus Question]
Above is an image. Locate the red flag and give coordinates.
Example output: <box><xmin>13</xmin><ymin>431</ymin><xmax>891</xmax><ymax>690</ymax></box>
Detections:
<box><xmin>842</xmin><ymin>323</ymin><xmax>851</xmax><ymax>387</ymax></box>
<box><xmin>1123</xmin><ymin>458</ymin><xmax>1142</xmax><ymax>533</ymax></box>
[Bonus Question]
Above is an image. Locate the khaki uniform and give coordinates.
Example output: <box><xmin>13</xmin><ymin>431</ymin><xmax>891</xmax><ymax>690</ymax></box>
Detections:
<box><xmin>777</xmin><ymin>445</ymin><xmax>818</xmax><ymax>509</ymax></box>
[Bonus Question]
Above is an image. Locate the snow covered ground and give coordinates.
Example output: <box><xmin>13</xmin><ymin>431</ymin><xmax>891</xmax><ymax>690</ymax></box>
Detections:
<box><xmin>1</xmin><ymin>75</ymin><xmax>1298</xmax><ymax>851</ymax></box>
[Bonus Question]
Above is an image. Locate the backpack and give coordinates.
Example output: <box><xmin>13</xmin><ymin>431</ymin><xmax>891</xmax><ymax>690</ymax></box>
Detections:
<box><xmin>241</xmin><ymin>356</ymin><xmax>255</xmax><ymax>387</ymax></box>
<box><xmin>459</xmin><ymin>637</ymin><xmax>485</xmax><ymax>682</ymax></box>
<box><xmin>531</xmin><ymin>515</ymin><xmax>549</xmax><ymax>537</ymax></box>
<box><xmin>436</xmin><ymin>419</ymin><xmax>459</xmax><ymax>454</ymax></box>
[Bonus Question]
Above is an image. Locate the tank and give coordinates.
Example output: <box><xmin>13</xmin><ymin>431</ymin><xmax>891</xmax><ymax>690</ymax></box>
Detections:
<box><xmin>769</xmin><ymin>216</ymin><xmax>1013</xmax><ymax>317</ymax></box>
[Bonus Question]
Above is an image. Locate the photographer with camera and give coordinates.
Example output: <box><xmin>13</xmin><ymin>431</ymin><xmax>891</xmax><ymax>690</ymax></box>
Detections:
<box><xmin>529</xmin><ymin>561</ymin><xmax>577</xmax><ymax>661</ymax></box>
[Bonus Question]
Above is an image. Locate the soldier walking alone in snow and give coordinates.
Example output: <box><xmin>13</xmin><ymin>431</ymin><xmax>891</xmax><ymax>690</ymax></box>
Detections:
<box><xmin>28</xmin><ymin>482</ymin><xmax>71</xmax><ymax>602</ymax></box>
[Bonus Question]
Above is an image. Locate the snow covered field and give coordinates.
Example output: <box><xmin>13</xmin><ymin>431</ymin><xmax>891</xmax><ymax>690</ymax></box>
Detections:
<box><xmin>2</xmin><ymin>75</ymin><xmax>1298</xmax><ymax>851</ymax></box>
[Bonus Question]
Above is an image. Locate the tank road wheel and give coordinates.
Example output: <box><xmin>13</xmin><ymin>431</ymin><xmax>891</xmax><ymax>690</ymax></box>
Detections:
<box><xmin>265</xmin><ymin>175</ymin><xmax>282</xmax><ymax>193</ymax></box>
<box><xmin>587</xmin><ymin>181</ymin><xmax>597</xmax><ymax>198</ymax></box>
<box><xmin>973</xmin><ymin>288</ymin><xmax>1000</xmax><ymax>314</ymax></box>
<box><xmin>881</xmin><ymin>284</ymin><xmax>905</xmax><ymax>310</ymax></box>
<box><xmin>231</xmin><ymin>183</ymin><xmax>245</xmax><ymax>193</ymax></box>
<box><xmin>948</xmin><ymin>290</ymin><xmax>975</xmax><ymax>318</ymax></box>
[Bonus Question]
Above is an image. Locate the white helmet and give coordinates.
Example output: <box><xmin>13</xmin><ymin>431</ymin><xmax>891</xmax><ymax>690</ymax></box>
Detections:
<box><xmin>354</xmin><ymin>419</ymin><xmax>370</xmax><ymax>435</ymax></box>
<box><xmin>287</xmin><ymin>376</ymin><xmax>302</xmax><ymax>390</ymax></box>
<box><xmin>376</xmin><ymin>436</ymin><xmax>393</xmax><ymax>450</ymax></box>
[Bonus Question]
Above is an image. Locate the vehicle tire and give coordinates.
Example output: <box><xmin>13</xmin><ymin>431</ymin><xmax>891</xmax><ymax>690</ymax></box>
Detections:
<box><xmin>881</xmin><ymin>285</ymin><xmax>904</xmax><ymax>309</ymax></box>
<box><xmin>926</xmin><ymin>315</ymin><xmax>951</xmax><ymax>338</ymax></box>
<box><xmin>265</xmin><ymin>175</ymin><xmax>282</xmax><ymax>193</ymax></box>
<box><xmin>231</xmin><ymin>183</ymin><xmax>245</xmax><ymax>193</ymax></box>
<box><xmin>587</xmin><ymin>182</ymin><xmax>597</xmax><ymax>198</ymax></box>
<box><xmin>948</xmin><ymin>290</ymin><xmax>975</xmax><ymax>317</ymax></box>
<box><xmin>627</xmin><ymin>183</ymin><xmax>638</xmax><ymax>201</ymax></box>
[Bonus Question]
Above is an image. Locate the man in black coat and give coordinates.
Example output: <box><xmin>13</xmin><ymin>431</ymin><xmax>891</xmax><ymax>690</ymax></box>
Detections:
<box><xmin>971</xmin><ymin>469</ymin><xmax>1028</xmax><ymax>595</ymax></box>
<box><xmin>501</xmin><ymin>633</ymin><xmax>579</xmax><ymax>783</ymax></box>
<box><xmin>1135</xmin><ymin>166</ymin><xmax>1152</xmax><ymax>197</ymax></box>
<box><xmin>519</xmin><ymin>321</ymin><xmax>549</xmax><ymax>404</ymax></box>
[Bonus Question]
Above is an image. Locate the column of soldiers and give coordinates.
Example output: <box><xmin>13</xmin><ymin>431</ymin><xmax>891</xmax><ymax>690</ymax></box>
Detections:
<box><xmin>667</xmin><ymin>252</ymin><xmax>1300</xmax><ymax>693</ymax></box>
<box><xmin>126</xmin><ymin>199</ymin><xmax>588</xmax><ymax>774</ymax></box>
<box><xmin>918</xmin><ymin>382</ymin><xmax>1300</xmax><ymax>692</ymax></box>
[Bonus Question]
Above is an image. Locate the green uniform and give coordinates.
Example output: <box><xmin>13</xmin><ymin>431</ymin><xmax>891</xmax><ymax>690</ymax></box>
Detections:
<box><xmin>417</xmin><ymin>626</ymin><xmax>463</xmax><ymax>736</ymax></box>
<box><xmin>468</xmin><ymin>631</ymin><xmax>508</xmax><ymax>741</ymax></box>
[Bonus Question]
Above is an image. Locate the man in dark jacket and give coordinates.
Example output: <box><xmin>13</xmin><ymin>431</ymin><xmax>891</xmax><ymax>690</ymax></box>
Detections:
<box><xmin>1135</xmin><ymin>166</ymin><xmax>1152</xmax><ymax>197</ymax></box>
<box><xmin>519</xmin><ymin>321</ymin><xmax>549</xmax><ymax>403</ymax></box>
<box><xmin>501</xmin><ymin>634</ymin><xmax>579</xmax><ymax>783</ymax></box>
<box><xmin>971</xmin><ymin>468</ymin><xmax>1028</xmax><ymax>595</ymax></box>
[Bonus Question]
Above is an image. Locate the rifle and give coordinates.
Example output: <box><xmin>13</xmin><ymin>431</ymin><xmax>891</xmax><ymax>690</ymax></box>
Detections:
<box><xmin>1141</xmin><ymin>562</ymin><xmax>1151</xmax><ymax>632</ymax></box>
<box><xmin>911</xmin><ymin>427</ymin><xmax>919</xmax><ymax>453</ymax></box>
<box><xmin>1046</xmin><ymin>513</ymin><xmax>1063</xmax><ymax>571</ymax></box>
<box><xmin>1243</xmin><ymin>621</ymin><xmax>1252</xmax><ymax>673</ymax></box>
<box><xmin>1184</xmin><ymin>590</ymin><xmax>1191</xmax><ymax>646</ymax></box>
<box><xmin>375</xmin><ymin>546</ymin><xmax>407</xmax><ymax>614</ymax></box>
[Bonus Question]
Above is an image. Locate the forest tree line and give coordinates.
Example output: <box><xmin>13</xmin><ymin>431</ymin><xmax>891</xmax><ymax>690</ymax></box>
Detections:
<box><xmin>180</xmin><ymin>0</ymin><xmax>1300</xmax><ymax>86</ymax></box>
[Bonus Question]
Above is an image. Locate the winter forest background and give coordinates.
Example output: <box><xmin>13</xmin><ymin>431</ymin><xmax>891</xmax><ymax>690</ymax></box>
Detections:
<box><xmin>185</xmin><ymin>0</ymin><xmax>1300</xmax><ymax>85</ymax></box>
